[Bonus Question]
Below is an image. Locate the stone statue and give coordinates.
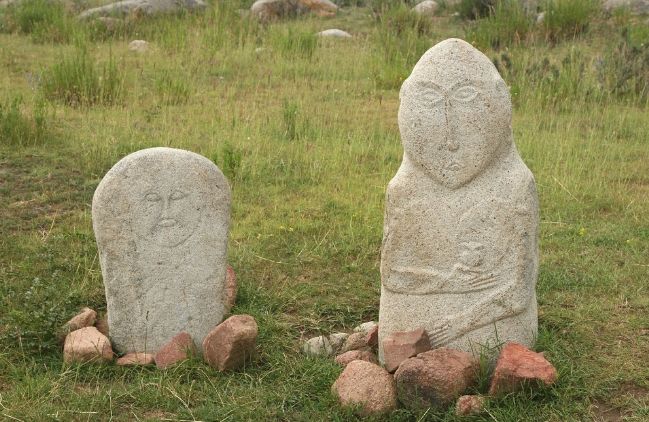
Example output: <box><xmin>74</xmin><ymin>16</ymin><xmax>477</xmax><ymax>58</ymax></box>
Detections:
<box><xmin>93</xmin><ymin>147</ymin><xmax>231</xmax><ymax>353</ymax></box>
<box><xmin>378</xmin><ymin>39</ymin><xmax>539</xmax><ymax>358</ymax></box>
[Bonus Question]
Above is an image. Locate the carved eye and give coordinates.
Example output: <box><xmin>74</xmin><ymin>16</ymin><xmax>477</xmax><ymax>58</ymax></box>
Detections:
<box><xmin>420</xmin><ymin>88</ymin><xmax>444</xmax><ymax>105</ymax></box>
<box><xmin>145</xmin><ymin>192</ymin><xmax>161</xmax><ymax>202</ymax></box>
<box><xmin>169</xmin><ymin>190</ymin><xmax>187</xmax><ymax>200</ymax></box>
<box><xmin>452</xmin><ymin>86</ymin><xmax>478</xmax><ymax>102</ymax></box>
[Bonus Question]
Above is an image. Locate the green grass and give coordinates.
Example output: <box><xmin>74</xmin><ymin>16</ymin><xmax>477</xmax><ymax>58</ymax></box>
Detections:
<box><xmin>40</xmin><ymin>46</ymin><xmax>124</xmax><ymax>107</ymax></box>
<box><xmin>1</xmin><ymin>2</ymin><xmax>649</xmax><ymax>421</ymax></box>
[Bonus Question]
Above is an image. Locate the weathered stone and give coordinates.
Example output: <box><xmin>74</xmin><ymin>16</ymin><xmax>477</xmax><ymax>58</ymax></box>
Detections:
<box><xmin>250</xmin><ymin>0</ymin><xmax>336</xmax><ymax>21</ymax></box>
<box><xmin>353</xmin><ymin>321</ymin><xmax>377</xmax><ymax>334</ymax></box>
<box><xmin>63</xmin><ymin>307</ymin><xmax>97</xmax><ymax>333</ymax></box>
<box><xmin>58</xmin><ymin>307</ymin><xmax>97</xmax><ymax>343</ymax></box>
<box><xmin>412</xmin><ymin>0</ymin><xmax>438</xmax><ymax>17</ymax></box>
<box><xmin>202</xmin><ymin>315</ymin><xmax>258</xmax><ymax>371</ymax></box>
<box><xmin>93</xmin><ymin>147</ymin><xmax>231</xmax><ymax>354</ymax></box>
<box><xmin>154</xmin><ymin>332</ymin><xmax>195</xmax><ymax>369</ymax></box>
<box><xmin>488</xmin><ymin>342</ymin><xmax>557</xmax><ymax>395</ymax></box>
<box><xmin>332</xmin><ymin>360</ymin><xmax>397</xmax><ymax>416</ymax></box>
<box><xmin>128</xmin><ymin>40</ymin><xmax>149</xmax><ymax>53</ymax></box>
<box><xmin>365</xmin><ymin>325</ymin><xmax>379</xmax><ymax>348</ymax></box>
<box><xmin>225</xmin><ymin>265</ymin><xmax>237</xmax><ymax>312</ymax></box>
<box><xmin>394</xmin><ymin>348</ymin><xmax>478</xmax><ymax>410</ymax></box>
<box><xmin>328</xmin><ymin>332</ymin><xmax>349</xmax><ymax>353</ymax></box>
<box><xmin>379</xmin><ymin>38</ymin><xmax>539</xmax><ymax>360</ymax></box>
<box><xmin>302</xmin><ymin>335</ymin><xmax>333</xmax><ymax>356</ymax></box>
<box><xmin>382</xmin><ymin>328</ymin><xmax>431</xmax><ymax>373</ymax></box>
<box><xmin>317</xmin><ymin>29</ymin><xmax>352</xmax><ymax>38</ymax></box>
<box><xmin>455</xmin><ymin>395</ymin><xmax>486</xmax><ymax>416</ymax></box>
<box><xmin>340</xmin><ymin>331</ymin><xmax>370</xmax><ymax>353</ymax></box>
<box><xmin>116</xmin><ymin>352</ymin><xmax>154</xmax><ymax>366</ymax></box>
<box><xmin>79</xmin><ymin>0</ymin><xmax>206</xmax><ymax>19</ymax></box>
<box><xmin>64</xmin><ymin>327</ymin><xmax>113</xmax><ymax>363</ymax></box>
<box><xmin>335</xmin><ymin>350</ymin><xmax>378</xmax><ymax>367</ymax></box>
<box><xmin>95</xmin><ymin>314</ymin><xmax>109</xmax><ymax>337</ymax></box>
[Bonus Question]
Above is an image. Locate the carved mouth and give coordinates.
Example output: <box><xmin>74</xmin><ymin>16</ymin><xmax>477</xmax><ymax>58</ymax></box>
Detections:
<box><xmin>158</xmin><ymin>218</ymin><xmax>178</xmax><ymax>227</ymax></box>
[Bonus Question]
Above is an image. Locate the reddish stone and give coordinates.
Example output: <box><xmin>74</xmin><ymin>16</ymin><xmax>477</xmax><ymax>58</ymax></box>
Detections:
<box><xmin>488</xmin><ymin>342</ymin><xmax>558</xmax><ymax>395</ymax></box>
<box><xmin>340</xmin><ymin>331</ymin><xmax>370</xmax><ymax>353</ymax></box>
<box><xmin>95</xmin><ymin>314</ymin><xmax>109</xmax><ymax>337</ymax></box>
<box><xmin>455</xmin><ymin>395</ymin><xmax>486</xmax><ymax>416</ymax></box>
<box><xmin>65</xmin><ymin>307</ymin><xmax>97</xmax><ymax>332</ymax></box>
<box><xmin>365</xmin><ymin>325</ymin><xmax>379</xmax><ymax>348</ymax></box>
<box><xmin>394</xmin><ymin>348</ymin><xmax>478</xmax><ymax>410</ymax></box>
<box><xmin>117</xmin><ymin>353</ymin><xmax>155</xmax><ymax>366</ymax></box>
<box><xmin>382</xmin><ymin>328</ymin><xmax>431</xmax><ymax>373</ymax></box>
<box><xmin>225</xmin><ymin>265</ymin><xmax>237</xmax><ymax>311</ymax></box>
<box><xmin>154</xmin><ymin>332</ymin><xmax>195</xmax><ymax>369</ymax></box>
<box><xmin>58</xmin><ymin>308</ymin><xmax>97</xmax><ymax>342</ymax></box>
<box><xmin>63</xmin><ymin>327</ymin><xmax>113</xmax><ymax>363</ymax></box>
<box><xmin>335</xmin><ymin>350</ymin><xmax>378</xmax><ymax>367</ymax></box>
<box><xmin>202</xmin><ymin>315</ymin><xmax>258</xmax><ymax>371</ymax></box>
<box><xmin>332</xmin><ymin>360</ymin><xmax>397</xmax><ymax>416</ymax></box>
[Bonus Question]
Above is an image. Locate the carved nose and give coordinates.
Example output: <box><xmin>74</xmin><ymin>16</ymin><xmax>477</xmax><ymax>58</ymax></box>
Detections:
<box><xmin>442</xmin><ymin>98</ymin><xmax>458</xmax><ymax>152</ymax></box>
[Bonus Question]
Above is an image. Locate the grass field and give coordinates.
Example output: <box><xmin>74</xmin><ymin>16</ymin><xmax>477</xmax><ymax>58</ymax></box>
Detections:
<box><xmin>1</xmin><ymin>0</ymin><xmax>648</xmax><ymax>420</ymax></box>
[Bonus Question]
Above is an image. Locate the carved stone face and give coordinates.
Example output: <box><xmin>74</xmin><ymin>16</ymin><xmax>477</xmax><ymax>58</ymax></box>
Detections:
<box><xmin>398</xmin><ymin>38</ymin><xmax>512</xmax><ymax>189</ymax></box>
<box><xmin>130</xmin><ymin>167</ymin><xmax>203</xmax><ymax>248</ymax></box>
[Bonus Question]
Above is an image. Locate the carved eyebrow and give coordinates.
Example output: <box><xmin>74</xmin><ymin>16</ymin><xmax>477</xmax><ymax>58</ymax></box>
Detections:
<box><xmin>414</xmin><ymin>80</ymin><xmax>445</xmax><ymax>93</ymax></box>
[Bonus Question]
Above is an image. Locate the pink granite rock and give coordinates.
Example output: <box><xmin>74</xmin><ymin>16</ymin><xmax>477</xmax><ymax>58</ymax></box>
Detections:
<box><xmin>365</xmin><ymin>325</ymin><xmax>379</xmax><ymax>348</ymax></box>
<box><xmin>95</xmin><ymin>313</ymin><xmax>109</xmax><ymax>337</ymax></box>
<box><xmin>65</xmin><ymin>307</ymin><xmax>97</xmax><ymax>332</ymax></box>
<box><xmin>63</xmin><ymin>327</ymin><xmax>113</xmax><ymax>363</ymax></box>
<box><xmin>202</xmin><ymin>315</ymin><xmax>258</xmax><ymax>371</ymax></box>
<box><xmin>394</xmin><ymin>348</ymin><xmax>478</xmax><ymax>410</ymax></box>
<box><xmin>332</xmin><ymin>360</ymin><xmax>397</xmax><ymax>416</ymax></box>
<box><xmin>455</xmin><ymin>395</ymin><xmax>486</xmax><ymax>416</ymax></box>
<box><xmin>334</xmin><ymin>350</ymin><xmax>378</xmax><ymax>367</ymax></box>
<box><xmin>488</xmin><ymin>342</ymin><xmax>558</xmax><ymax>396</ymax></box>
<box><xmin>154</xmin><ymin>332</ymin><xmax>196</xmax><ymax>369</ymax></box>
<box><xmin>58</xmin><ymin>308</ymin><xmax>98</xmax><ymax>342</ymax></box>
<box><xmin>382</xmin><ymin>328</ymin><xmax>431</xmax><ymax>373</ymax></box>
<box><xmin>116</xmin><ymin>353</ymin><xmax>155</xmax><ymax>366</ymax></box>
<box><xmin>340</xmin><ymin>331</ymin><xmax>371</xmax><ymax>353</ymax></box>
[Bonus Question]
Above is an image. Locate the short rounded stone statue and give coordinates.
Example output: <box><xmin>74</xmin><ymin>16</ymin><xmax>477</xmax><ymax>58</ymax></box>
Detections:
<box><xmin>92</xmin><ymin>147</ymin><xmax>231</xmax><ymax>354</ymax></box>
<box><xmin>378</xmin><ymin>39</ymin><xmax>539</xmax><ymax>358</ymax></box>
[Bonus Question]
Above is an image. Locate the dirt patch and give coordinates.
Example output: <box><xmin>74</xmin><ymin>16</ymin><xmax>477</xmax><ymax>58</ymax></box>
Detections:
<box><xmin>591</xmin><ymin>401</ymin><xmax>628</xmax><ymax>422</ymax></box>
<box><xmin>617</xmin><ymin>381</ymin><xmax>649</xmax><ymax>401</ymax></box>
<box><xmin>590</xmin><ymin>382</ymin><xmax>649</xmax><ymax>421</ymax></box>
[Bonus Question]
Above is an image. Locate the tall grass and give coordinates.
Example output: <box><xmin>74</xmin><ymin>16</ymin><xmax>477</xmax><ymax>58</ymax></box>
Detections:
<box><xmin>154</xmin><ymin>69</ymin><xmax>193</xmax><ymax>105</ymax></box>
<box><xmin>0</xmin><ymin>95</ymin><xmax>48</xmax><ymax>145</ymax></box>
<box><xmin>1</xmin><ymin>0</ymin><xmax>80</xmax><ymax>43</ymax></box>
<box><xmin>598</xmin><ymin>26</ymin><xmax>649</xmax><ymax>103</ymax></box>
<box><xmin>271</xmin><ymin>26</ymin><xmax>319</xmax><ymax>59</ymax></box>
<box><xmin>468</xmin><ymin>0</ymin><xmax>533</xmax><ymax>49</ymax></box>
<box><xmin>456</xmin><ymin>0</ymin><xmax>496</xmax><ymax>20</ymax></box>
<box><xmin>40</xmin><ymin>48</ymin><xmax>124</xmax><ymax>107</ymax></box>
<box><xmin>372</xmin><ymin>3</ymin><xmax>435</xmax><ymax>89</ymax></box>
<box><xmin>541</xmin><ymin>0</ymin><xmax>598</xmax><ymax>42</ymax></box>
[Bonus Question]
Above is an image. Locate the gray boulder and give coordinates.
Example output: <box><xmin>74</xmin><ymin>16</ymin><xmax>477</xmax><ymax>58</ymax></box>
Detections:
<box><xmin>250</xmin><ymin>0</ymin><xmax>337</xmax><ymax>22</ymax></box>
<box><xmin>78</xmin><ymin>0</ymin><xmax>206</xmax><ymax>19</ymax></box>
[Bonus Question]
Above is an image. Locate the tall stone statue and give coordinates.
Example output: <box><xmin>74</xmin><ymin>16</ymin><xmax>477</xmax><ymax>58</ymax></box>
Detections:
<box><xmin>93</xmin><ymin>147</ymin><xmax>231</xmax><ymax>353</ymax></box>
<box><xmin>378</xmin><ymin>39</ymin><xmax>539</xmax><ymax>358</ymax></box>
